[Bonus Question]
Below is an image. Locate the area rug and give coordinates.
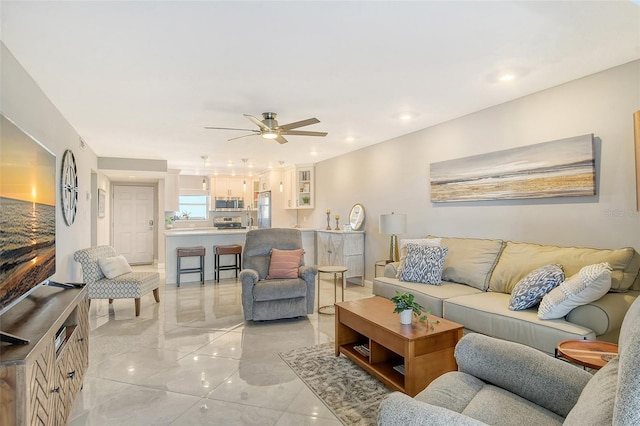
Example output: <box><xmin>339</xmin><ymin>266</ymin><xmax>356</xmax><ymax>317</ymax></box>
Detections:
<box><xmin>279</xmin><ymin>342</ymin><xmax>392</xmax><ymax>426</ymax></box>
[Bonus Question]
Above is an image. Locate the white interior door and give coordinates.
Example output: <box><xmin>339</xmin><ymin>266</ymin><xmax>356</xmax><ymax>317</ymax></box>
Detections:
<box><xmin>113</xmin><ymin>185</ymin><xmax>155</xmax><ymax>264</ymax></box>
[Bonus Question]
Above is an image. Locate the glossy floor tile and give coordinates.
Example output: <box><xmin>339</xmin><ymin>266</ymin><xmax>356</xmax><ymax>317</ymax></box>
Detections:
<box><xmin>69</xmin><ymin>267</ymin><xmax>373</xmax><ymax>425</ymax></box>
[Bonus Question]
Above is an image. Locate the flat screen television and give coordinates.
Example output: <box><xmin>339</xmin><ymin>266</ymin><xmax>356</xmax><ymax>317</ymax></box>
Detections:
<box><xmin>0</xmin><ymin>114</ymin><xmax>56</xmax><ymax>344</ymax></box>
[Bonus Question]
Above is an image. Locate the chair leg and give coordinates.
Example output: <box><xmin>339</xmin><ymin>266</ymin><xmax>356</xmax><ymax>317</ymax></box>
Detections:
<box><xmin>153</xmin><ymin>288</ymin><xmax>160</xmax><ymax>303</ymax></box>
<box><xmin>134</xmin><ymin>298</ymin><xmax>141</xmax><ymax>316</ymax></box>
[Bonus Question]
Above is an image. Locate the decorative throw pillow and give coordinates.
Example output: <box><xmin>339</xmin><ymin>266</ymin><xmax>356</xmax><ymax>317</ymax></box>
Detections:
<box><xmin>395</xmin><ymin>238</ymin><xmax>442</xmax><ymax>279</ymax></box>
<box><xmin>508</xmin><ymin>264</ymin><xmax>564</xmax><ymax>311</ymax></box>
<box><xmin>400</xmin><ymin>244</ymin><xmax>448</xmax><ymax>285</ymax></box>
<box><xmin>266</xmin><ymin>248</ymin><xmax>304</xmax><ymax>279</ymax></box>
<box><xmin>98</xmin><ymin>255</ymin><xmax>133</xmax><ymax>279</ymax></box>
<box><xmin>538</xmin><ymin>263</ymin><xmax>612</xmax><ymax>320</ymax></box>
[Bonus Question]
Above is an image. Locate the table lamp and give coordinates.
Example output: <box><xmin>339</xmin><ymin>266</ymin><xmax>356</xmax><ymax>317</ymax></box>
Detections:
<box><xmin>379</xmin><ymin>212</ymin><xmax>407</xmax><ymax>262</ymax></box>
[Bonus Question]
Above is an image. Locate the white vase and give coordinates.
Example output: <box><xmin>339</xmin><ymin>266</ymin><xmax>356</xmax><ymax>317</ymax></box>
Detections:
<box><xmin>400</xmin><ymin>309</ymin><xmax>413</xmax><ymax>324</ymax></box>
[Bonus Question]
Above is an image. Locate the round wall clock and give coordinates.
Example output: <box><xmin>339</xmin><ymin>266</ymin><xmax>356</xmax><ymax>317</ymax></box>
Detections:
<box><xmin>61</xmin><ymin>149</ymin><xmax>78</xmax><ymax>226</ymax></box>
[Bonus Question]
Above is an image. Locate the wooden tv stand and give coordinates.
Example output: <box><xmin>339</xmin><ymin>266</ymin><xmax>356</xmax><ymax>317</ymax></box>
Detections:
<box><xmin>0</xmin><ymin>285</ymin><xmax>89</xmax><ymax>425</ymax></box>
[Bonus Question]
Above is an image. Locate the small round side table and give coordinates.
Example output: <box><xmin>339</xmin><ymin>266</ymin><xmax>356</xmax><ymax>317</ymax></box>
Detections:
<box><xmin>556</xmin><ymin>339</ymin><xmax>618</xmax><ymax>370</ymax></box>
<box><xmin>317</xmin><ymin>265</ymin><xmax>348</xmax><ymax>315</ymax></box>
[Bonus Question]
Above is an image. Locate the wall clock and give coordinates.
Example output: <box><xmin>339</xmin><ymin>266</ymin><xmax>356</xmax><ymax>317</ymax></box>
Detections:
<box><xmin>61</xmin><ymin>149</ymin><xmax>78</xmax><ymax>226</ymax></box>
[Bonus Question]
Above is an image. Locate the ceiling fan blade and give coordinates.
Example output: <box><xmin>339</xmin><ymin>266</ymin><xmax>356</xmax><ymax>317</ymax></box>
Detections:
<box><xmin>228</xmin><ymin>133</ymin><xmax>258</xmax><ymax>141</ymax></box>
<box><xmin>204</xmin><ymin>126</ymin><xmax>258</xmax><ymax>131</ymax></box>
<box><xmin>244</xmin><ymin>114</ymin><xmax>271</xmax><ymax>131</ymax></box>
<box><xmin>281</xmin><ymin>130</ymin><xmax>328</xmax><ymax>137</ymax></box>
<box><xmin>279</xmin><ymin>118</ymin><xmax>320</xmax><ymax>131</ymax></box>
<box><xmin>275</xmin><ymin>135</ymin><xmax>288</xmax><ymax>144</ymax></box>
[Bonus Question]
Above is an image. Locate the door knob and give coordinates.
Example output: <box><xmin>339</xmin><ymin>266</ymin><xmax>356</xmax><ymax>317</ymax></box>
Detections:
<box><xmin>149</xmin><ymin>219</ymin><xmax>154</xmax><ymax>226</ymax></box>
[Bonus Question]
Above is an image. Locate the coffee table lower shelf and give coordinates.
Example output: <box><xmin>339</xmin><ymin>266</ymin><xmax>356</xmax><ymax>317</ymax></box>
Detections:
<box><xmin>339</xmin><ymin>344</ymin><xmax>406</xmax><ymax>392</ymax></box>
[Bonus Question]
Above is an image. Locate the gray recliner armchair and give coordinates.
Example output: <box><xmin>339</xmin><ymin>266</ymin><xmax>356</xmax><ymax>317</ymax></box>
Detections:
<box><xmin>378</xmin><ymin>294</ymin><xmax>640</xmax><ymax>425</ymax></box>
<box><xmin>240</xmin><ymin>228</ymin><xmax>317</xmax><ymax>321</ymax></box>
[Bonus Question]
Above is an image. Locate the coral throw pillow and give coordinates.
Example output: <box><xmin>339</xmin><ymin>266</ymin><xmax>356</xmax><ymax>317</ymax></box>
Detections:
<box><xmin>266</xmin><ymin>248</ymin><xmax>304</xmax><ymax>279</ymax></box>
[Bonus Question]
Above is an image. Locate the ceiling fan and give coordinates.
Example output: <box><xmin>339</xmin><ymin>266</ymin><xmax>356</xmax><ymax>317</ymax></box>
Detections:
<box><xmin>205</xmin><ymin>112</ymin><xmax>328</xmax><ymax>144</ymax></box>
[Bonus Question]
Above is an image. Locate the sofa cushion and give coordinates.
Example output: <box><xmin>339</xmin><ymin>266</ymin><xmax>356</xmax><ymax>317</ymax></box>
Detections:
<box><xmin>400</xmin><ymin>244</ymin><xmax>448</xmax><ymax>285</ymax></box>
<box><xmin>266</xmin><ymin>248</ymin><xmax>304</xmax><ymax>279</ymax></box>
<box><xmin>489</xmin><ymin>241</ymin><xmax>636</xmax><ymax>294</ymax></box>
<box><xmin>509</xmin><ymin>264</ymin><xmax>564</xmax><ymax>311</ymax></box>
<box><xmin>443</xmin><ymin>292</ymin><xmax>595</xmax><ymax>353</ymax></box>
<box><xmin>98</xmin><ymin>254</ymin><xmax>133</xmax><ymax>279</ymax></box>
<box><xmin>431</xmin><ymin>237</ymin><xmax>504</xmax><ymax>291</ymax></box>
<box><xmin>396</xmin><ymin>238</ymin><xmax>441</xmax><ymax>278</ymax></box>
<box><xmin>563</xmin><ymin>357</ymin><xmax>617</xmax><ymax>426</ymax></box>
<box><xmin>373</xmin><ymin>277</ymin><xmax>482</xmax><ymax>317</ymax></box>
<box><xmin>538</xmin><ymin>263</ymin><xmax>612</xmax><ymax>320</ymax></box>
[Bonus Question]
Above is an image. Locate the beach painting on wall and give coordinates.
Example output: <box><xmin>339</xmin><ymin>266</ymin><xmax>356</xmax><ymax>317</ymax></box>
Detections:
<box><xmin>430</xmin><ymin>134</ymin><xmax>595</xmax><ymax>202</ymax></box>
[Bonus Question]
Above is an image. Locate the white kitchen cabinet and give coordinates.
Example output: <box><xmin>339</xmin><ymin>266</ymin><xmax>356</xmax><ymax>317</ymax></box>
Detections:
<box><xmin>316</xmin><ymin>230</ymin><xmax>364</xmax><ymax>286</ymax></box>
<box><xmin>284</xmin><ymin>165</ymin><xmax>314</xmax><ymax>209</ymax></box>
<box><xmin>258</xmin><ymin>172</ymin><xmax>271</xmax><ymax>192</ymax></box>
<box><xmin>164</xmin><ymin>170</ymin><xmax>180</xmax><ymax>212</ymax></box>
<box><xmin>214</xmin><ymin>177</ymin><xmax>245</xmax><ymax>199</ymax></box>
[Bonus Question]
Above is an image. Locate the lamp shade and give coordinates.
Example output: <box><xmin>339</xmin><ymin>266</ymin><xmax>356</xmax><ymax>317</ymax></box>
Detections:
<box><xmin>379</xmin><ymin>213</ymin><xmax>407</xmax><ymax>235</ymax></box>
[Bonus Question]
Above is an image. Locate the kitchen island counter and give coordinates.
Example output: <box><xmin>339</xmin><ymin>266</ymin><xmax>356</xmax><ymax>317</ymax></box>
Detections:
<box><xmin>164</xmin><ymin>228</ymin><xmax>316</xmax><ymax>284</ymax></box>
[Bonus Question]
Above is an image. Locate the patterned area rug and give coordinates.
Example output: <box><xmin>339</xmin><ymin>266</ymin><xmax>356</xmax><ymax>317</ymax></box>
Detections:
<box><xmin>279</xmin><ymin>342</ymin><xmax>392</xmax><ymax>425</ymax></box>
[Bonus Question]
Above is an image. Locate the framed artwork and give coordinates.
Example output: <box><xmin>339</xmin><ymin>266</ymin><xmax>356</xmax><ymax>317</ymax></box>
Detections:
<box><xmin>98</xmin><ymin>188</ymin><xmax>106</xmax><ymax>218</ymax></box>
<box><xmin>430</xmin><ymin>134</ymin><xmax>596</xmax><ymax>202</ymax></box>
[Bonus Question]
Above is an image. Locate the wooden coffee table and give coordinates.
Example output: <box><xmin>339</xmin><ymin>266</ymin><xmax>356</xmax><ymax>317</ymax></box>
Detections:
<box><xmin>335</xmin><ymin>296</ymin><xmax>463</xmax><ymax>397</ymax></box>
<box><xmin>556</xmin><ymin>339</ymin><xmax>618</xmax><ymax>370</ymax></box>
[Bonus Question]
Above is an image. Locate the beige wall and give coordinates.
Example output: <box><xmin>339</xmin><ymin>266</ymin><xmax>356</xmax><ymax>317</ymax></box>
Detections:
<box><xmin>312</xmin><ymin>60</ymin><xmax>640</xmax><ymax>281</ymax></box>
<box><xmin>2</xmin><ymin>43</ymin><xmax>104</xmax><ymax>282</ymax></box>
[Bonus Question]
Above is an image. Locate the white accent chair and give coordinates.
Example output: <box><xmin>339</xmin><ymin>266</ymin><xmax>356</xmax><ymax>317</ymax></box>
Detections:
<box><xmin>74</xmin><ymin>246</ymin><xmax>159</xmax><ymax>316</ymax></box>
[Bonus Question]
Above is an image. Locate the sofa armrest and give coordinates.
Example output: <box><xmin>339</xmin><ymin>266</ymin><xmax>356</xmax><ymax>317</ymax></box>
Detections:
<box><xmin>384</xmin><ymin>262</ymin><xmax>400</xmax><ymax>278</ymax></box>
<box><xmin>567</xmin><ymin>290</ymin><xmax>639</xmax><ymax>337</ymax></box>
<box><xmin>455</xmin><ymin>333</ymin><xmax>592</xmax><ymax>418</ymax></box>
<box><xmin>378</xmin><ymin>392</ymin><xmax>488</xmax><ymax>426</ymax></box>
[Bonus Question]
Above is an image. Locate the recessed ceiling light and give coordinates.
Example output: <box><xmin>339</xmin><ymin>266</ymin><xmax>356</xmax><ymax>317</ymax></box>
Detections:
<box><xmin>346</xmin><ymin>136</ymin><xmax>355</xmax><ymax>142</ymax></box>
<box><xmin>394</xmin><ymin>111</ymin><xmax>418</xmax><ymax>121</ymax></box>
<box><xmin>310</xmin><ymin>151</ymin><xmax>318</xmax><ymax>156</ymax></box>
<box><xmin>499</xmin><ymin>74</ymin><xmax>515</xmax><ymax>82</ymax></box>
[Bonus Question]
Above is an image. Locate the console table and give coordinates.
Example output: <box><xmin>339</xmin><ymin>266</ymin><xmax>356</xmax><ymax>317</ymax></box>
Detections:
<box><xmin>316</xmin><ymin>230</ymin><xmax>365</xmax><ymax>286</ymax></box>
<box><xmin>0</xmin><ymin>285</ymin><xmax>89</xmax><ymax>425</ymax></box>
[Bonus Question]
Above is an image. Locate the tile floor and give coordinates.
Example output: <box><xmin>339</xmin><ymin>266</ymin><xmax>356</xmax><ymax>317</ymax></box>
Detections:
<box><xmin>69</xmin><ymin>267</ymin><xmax>373</xmax><ymax>425</ymax></box>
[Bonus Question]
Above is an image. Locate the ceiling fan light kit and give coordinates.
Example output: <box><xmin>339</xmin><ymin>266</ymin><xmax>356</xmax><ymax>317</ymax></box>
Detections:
<box><xmin>205</xmin><ymin>112</ymin><xmax>327</xmax><ymax>145</ymax></box>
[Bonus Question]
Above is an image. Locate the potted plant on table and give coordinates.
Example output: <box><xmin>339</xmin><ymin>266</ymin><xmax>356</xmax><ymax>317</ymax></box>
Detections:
<box><xmin>391</xmin><ymin>291</ymin><xmax>439</xmax><ymax>329</ymax></box>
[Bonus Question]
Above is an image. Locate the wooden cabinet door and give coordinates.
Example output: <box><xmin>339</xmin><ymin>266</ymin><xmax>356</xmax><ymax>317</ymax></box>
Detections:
<box><xmin>26</xmin><ymin>339</ymin><xmax>55</xmax><ymax>425</ymax></box>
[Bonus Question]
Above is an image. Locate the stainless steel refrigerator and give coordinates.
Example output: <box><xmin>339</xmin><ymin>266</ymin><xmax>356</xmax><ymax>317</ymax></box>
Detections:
<box><xmin>257</xmin><ymin>191</ymin><xmax>271</xmax><ymax>228</ymax></box>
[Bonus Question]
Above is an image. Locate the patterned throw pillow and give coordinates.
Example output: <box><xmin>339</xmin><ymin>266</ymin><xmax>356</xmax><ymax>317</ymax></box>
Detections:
<box><xmin>538</xmin><ymin>263</ymin><xmax>612</xmax><ymax>320</ymax></box>
<box><xmin>266</xmin><ymin>248</ymin><xmax>304</xmax><ymax>279</ymax></box>
<box><xmin>98</xmin><ymin>255</ymin><xmax>133</xmax><ymax>279</ymax></box>
<box><xmin>400</xmin><ymin>244</ymin><xmax>448</xmax><ymax>285</ymax></box>
<box><xmin>395</xmin><ymin>238</ymin><xmax>442</xmax><ymax>279</ymax></box>
<box><xmin>508</xmin><ymin>264</ymin><xmax>564</xmax><ymax>311</ymax></box>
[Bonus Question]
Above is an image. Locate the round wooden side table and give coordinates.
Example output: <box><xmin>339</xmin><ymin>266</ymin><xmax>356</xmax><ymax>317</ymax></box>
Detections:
<box><xmin>317</xmin><ymin>265</ymin><xmax>347</xmax><ymax>315</ymax></box>
<box><xmin>556</xmin><ymin>339</ymin><xmax>618</xmax><ymax>370</ymax></box>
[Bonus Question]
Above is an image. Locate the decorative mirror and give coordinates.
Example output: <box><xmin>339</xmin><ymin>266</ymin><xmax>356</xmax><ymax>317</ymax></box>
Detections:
<box><xmin>349</xmin><ymin>203</ymin><xmax>365</xmax><ymax>230</ymax></box>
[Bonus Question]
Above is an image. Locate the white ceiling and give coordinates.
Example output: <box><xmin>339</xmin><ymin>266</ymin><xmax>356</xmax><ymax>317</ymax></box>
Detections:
<box><xmin>2</xmin><ymin>1</ymin><xmax>639</xmax><ymax>177</ymax></box>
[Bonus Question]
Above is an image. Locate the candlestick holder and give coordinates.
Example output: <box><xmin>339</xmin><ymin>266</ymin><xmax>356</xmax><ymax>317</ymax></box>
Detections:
<box><xmin>326</xmin><ymin>212</ymin><xmax>331</xmax><ymax>230</ymax></box>
<box><xmin>335</xmin><ymin>218</ymin><xmax>340</xmax><ymax>230</ymax></box>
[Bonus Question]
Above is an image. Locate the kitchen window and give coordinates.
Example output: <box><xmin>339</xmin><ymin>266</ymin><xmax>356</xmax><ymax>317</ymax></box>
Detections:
<box><xmin>177</xmin><ymin>195</ymin><xmax>208</xmax><ymax>220</ymax></box>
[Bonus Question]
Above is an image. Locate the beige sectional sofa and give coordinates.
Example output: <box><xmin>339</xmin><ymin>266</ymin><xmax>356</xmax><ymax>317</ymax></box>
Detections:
<box><xmin>372</xmin><ymin>237</ymin><xmax>640</xmax><ymax>353</ymax></box>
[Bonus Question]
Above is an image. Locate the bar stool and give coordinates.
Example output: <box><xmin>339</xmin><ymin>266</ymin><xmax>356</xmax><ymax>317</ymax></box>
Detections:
<box><xmin>214</xmin><ymin>244</ymin><xmax>242</xmax><ymax>283</ymax></box>
<box><xmin>317</xmin><ymin>265</ymin><xmax>347</xmax><ymax>315</ymax></box>
<box><xmin>176</xmin><ymin>246</ymin><xmax>206</xmax><ymax>287</ymax></box>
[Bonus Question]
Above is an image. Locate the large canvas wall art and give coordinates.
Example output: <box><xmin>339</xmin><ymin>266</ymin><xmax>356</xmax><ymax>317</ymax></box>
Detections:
<box><xmin>430</xmin><ymin>134</ymin><xmax>595</xmax><ymax>202</ymax></box>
